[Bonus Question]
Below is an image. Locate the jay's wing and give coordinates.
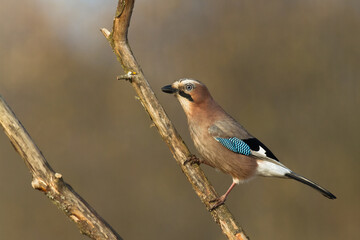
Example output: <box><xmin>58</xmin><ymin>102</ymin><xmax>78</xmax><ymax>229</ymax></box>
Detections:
<box><xmin>208</xmin><ymin>120</ymin><xmax>279</xmax><ymax>161</ymax></box>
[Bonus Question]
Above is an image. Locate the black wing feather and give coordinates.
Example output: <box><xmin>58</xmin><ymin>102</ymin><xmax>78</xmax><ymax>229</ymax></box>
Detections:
<box><xmin>243</xmin><ymin>138</ymin><xmax>279</xmax><ymax>161</ymax></box>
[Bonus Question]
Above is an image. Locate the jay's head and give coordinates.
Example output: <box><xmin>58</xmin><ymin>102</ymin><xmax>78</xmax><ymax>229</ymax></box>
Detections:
<box><xmin>161</xmin><ymin>78</ymin><xmax>212</xmax><ymax>113</ymax></box>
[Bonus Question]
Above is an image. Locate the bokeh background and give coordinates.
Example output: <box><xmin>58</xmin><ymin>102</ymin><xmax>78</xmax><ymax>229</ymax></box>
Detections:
<box><xmin>0</xmin><ymin>0</ymin><xmax>359</xmax><ymax>239</ymax></box>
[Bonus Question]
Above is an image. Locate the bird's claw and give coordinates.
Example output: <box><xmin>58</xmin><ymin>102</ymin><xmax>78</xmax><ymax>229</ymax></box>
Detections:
<box><xmin>209</xmin><ymin>195</ymin><xmax>226</xmax><ymax>211</ymax></box>
<box><xmin>184</xmin><ymin>154</ymin><xmax>201</xmax><ymax>165</ymax></box>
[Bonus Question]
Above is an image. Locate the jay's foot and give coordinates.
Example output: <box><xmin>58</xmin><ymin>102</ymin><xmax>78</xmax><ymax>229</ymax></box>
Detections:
<box><xmin>209</xmin><ymin>195</ymin><xmax>227</xmax><ymax>211</ymax></box>
<box><xmin>184</xmin><ymin>154</ymin><xmax>202</xmax><ymax>165</ymax></box>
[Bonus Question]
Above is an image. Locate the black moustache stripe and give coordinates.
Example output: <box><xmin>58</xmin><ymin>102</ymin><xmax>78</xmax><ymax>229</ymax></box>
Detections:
<box><xmin>179</xmin><ymin>90</ymin><xmax>193</xmax><ymax>102</ymax></box>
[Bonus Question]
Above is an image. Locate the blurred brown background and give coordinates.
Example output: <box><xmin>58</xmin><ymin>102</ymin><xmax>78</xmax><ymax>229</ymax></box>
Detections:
<box><xmin>0</xmin><ymin>0</ymin><xmax>359</xmax><ymax>239</ymax></box>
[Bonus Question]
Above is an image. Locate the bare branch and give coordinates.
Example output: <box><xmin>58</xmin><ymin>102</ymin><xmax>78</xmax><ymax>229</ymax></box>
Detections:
<box><xmin>101</xmin><ymin>28</ymin><xmax>111</xmax><ymax>39</ymax></box>
<box><xmin>0</xmin><ymin>96</ymin><xmax>122</xmax><ymax>240</ymax></box>
<box><xmin>102</xmin><ymin>1</ymin><xmax>249</xmax><ymax>239</ymax></box>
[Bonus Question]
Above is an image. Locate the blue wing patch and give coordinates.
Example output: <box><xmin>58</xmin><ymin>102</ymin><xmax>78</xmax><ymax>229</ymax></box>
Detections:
<box><xmin>215</xmin><ymin>137</ymin><xmax>251</xmax><ymax>156</ymax></box>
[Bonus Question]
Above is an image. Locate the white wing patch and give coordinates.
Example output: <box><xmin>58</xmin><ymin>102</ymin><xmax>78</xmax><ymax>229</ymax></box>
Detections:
<box><xmin>250</xmin><ymin>146</ymin><xmax>269</xmax><ymax>159</ymax></box>
<box><xmin>257</xmin><ymin>146</ymin><xmax>267</xmax><ymax>156</ymax></box>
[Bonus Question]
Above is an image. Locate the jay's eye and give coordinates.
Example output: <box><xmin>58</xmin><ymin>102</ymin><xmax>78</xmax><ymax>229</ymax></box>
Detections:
<box><xmin>185</xmin><ymin>84</ymin><xmax>194</xmax><ymax>91</ymax></box>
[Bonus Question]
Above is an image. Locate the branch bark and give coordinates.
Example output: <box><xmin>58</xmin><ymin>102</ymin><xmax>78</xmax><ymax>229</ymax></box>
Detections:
<box><xmin>0</xmin><ymin>96</ymin><xmax>122</xmax><ymax>240</ymax></box>
<box><xmin>101</xmin><ymin>1</ymin><xmax>249</xmax><ymax>239</ymax></box>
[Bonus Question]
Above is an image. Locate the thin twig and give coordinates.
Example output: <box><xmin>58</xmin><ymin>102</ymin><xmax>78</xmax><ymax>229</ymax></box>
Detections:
<box><xmin>101</xmin><ymin>1</ymin><xmax>249</xmax><ymax>239</ymax></box>
<box><xmin>0</xmin><ymin>96</ymin><xmax>122</xmax><ymax>240</ymax></box>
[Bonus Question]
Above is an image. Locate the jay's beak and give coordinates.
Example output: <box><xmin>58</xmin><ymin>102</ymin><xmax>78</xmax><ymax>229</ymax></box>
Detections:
<box><xmin>161</xmin><ymin>85</ymin><xmax>177</xmax><ymax>94</ymax></box>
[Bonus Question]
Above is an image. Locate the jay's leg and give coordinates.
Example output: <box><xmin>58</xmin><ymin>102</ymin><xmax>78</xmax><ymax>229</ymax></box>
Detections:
<box><xmin>209</xmin><ymin>181</ymin><xmax>237</xmax><ymax>211</ymax></box>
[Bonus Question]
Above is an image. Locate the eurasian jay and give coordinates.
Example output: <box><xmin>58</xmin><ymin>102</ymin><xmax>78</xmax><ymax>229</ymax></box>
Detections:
<box><xmin>162</xmin><ymin>78</ymin><xmax>336</xmax><ymax>210</ymax></box>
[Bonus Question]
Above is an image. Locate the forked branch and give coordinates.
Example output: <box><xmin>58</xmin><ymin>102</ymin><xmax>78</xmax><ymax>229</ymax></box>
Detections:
<box><xmin>101</xmin><ymin>1</ymin><xmax>249</xmax><ymax>239</ymax></box>
<box><xmin>0</xmin><ymin>96</ymin><xmax>122</xmax><ymax>240</ymax></box>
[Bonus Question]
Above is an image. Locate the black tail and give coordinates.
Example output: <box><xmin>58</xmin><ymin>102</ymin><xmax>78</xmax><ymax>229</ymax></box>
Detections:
<box><xmin>285</xmin><ymin>172</ymin><xmax>336</xmax><ymax>199</ymax></box>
